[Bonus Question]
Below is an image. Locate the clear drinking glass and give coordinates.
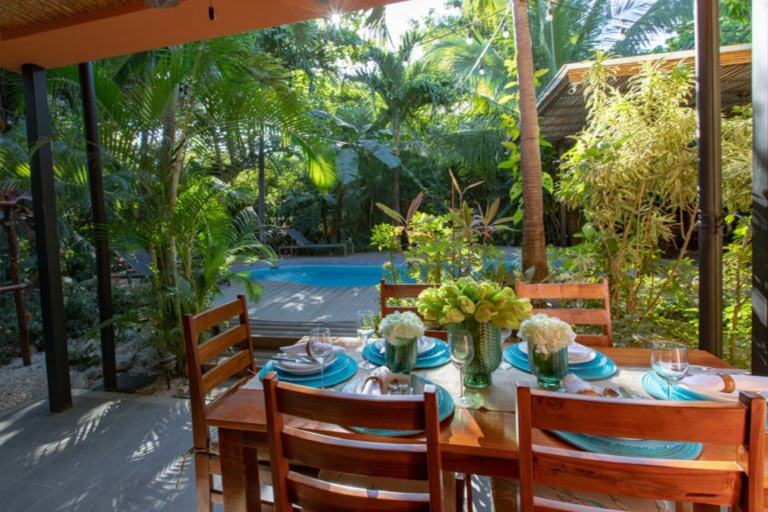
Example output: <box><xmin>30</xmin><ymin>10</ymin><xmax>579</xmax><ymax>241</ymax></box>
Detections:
<box><xmin>356</xmin><ymin>310</ymin><xmax>377</xmax><ymax>370</ymax></box>
<box><xmin>449</xmin><ymin>329</ymin><xmax>475</xmax><ymax>407</ymax></box>
<box><xmin>309</xmin><ymin>327</ymin><xmax>333</xmax><ymax>388</ymax></box>
<box><xmin>651</xmin><ymin>340</ymin><xmax>689</xmax><ymax>399</ymax></box>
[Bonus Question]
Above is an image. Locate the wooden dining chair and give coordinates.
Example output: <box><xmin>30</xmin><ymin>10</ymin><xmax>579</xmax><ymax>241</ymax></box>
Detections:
<box><xmin>380</xmin><ymin>280</ymin><xmax>446</xmax><ymax>341</ymax></box>
<box><xmin>516</xmin><ymin>384</ymin><xmax>766</xmax><ymax>512</ymax></box>
<box><xmin>262</xmin><ymin>371</ymin><xmax>446</xmax><ymax>512</ymax></box>
<box><xmin>183</xmin><ymin>295</ymin><xmax>268</xmax><ymax>511</ymax></box>
<box><xmin>515</xmin><ymin>279</ymin><xmax>613</xmax><ymax>347</ymax></box>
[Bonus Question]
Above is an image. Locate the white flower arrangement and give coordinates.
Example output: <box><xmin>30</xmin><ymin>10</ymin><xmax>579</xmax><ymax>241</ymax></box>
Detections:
<box><xmin>518</xmin><ymin>313</ymin><xmax>576</xmax><ymax>355</ymax></box>
<box><xmin>379</xmin><ymin>311</ymin><xmax>425</xmax><ymax>344</ymax></box>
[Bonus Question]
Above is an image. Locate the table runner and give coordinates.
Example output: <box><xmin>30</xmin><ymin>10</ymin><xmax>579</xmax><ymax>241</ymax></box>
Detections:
<box><xmin>242</xmin><ymin>338</ymin><xmax>658</xmax><ymax>412</ymax></box>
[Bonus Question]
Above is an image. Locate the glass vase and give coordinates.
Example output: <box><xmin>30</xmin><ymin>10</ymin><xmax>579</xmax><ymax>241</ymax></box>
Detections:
<box><xmin>528</xmin><ymin>344</ymin><xmax>568</xmax><ymax>390</ymax></box>
<box><xmin>449</xmin><ymin>319</ymin><xmax>502</xmax><ymax>388</ymax></box>
<box><xmin>385</xmin><ymin>337</ymin><xmax>418</xmax><ymax>374</ymax></box>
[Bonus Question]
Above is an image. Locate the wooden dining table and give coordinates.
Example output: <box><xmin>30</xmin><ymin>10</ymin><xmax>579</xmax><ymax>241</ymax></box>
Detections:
<box><xmin>205</xmin><ymin>339</ymin><xmax>760</xmax><ymax>512</ymax></box>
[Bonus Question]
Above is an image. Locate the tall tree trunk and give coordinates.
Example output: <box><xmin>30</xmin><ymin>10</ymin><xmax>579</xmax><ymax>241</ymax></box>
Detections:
<box><xmin>512</xmin><ymin>0</ymin><xmax>549</xmax><ymax>282</ymax></box>
<box><xmin>160</xmin><ymin>84</ymin><xmax>183</xmax><ymax>322</ymax></box>
<box><xmin>333</xmin><ymin>184</ymin><xmax>345</xmax><ymax>242</ymax></box>
<box><xmin>212</xmin><ymin>128</ymin><xmax>224</xmax><ymax>176</ymax></box>
<box><xmin>392</xmin><ymin>117</ymin><xmax>401</xmax><ymax>215</ymax></box>
<box><xmin>258</xmin><ymin>127</ymin><xmax>266</xmax><ymax>241</ymax></box>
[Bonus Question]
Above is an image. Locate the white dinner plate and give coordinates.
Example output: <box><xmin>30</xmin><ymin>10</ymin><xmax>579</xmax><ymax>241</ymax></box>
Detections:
<box><xmin>518</xmin><ymin>341</ymin><xmax>597</xmax><ymax>364</ymax></box>
<box><xmin>274</xmin><ymin>352</ymin><xmax>338</xmax><ymax>375</ymax></box>
<box><xmin>374</xmin><ymin>336</ymin><xmax>436</xmax><ymax>355</ymax></box>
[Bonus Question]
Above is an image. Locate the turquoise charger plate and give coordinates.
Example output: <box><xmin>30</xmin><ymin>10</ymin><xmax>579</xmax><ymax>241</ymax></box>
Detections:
<box><xmin>259</xmin><ymin>353</ymin><xmax>358</xmax><ymax>388</ymax></box>
<box><xmin>641</xmin><ymin>371</ymin><xmax>709</xmax><ymax>401</ymax></box>
<box><xmin>341</xmin><ymin>376</ymin><xmax>455</xmax><ymax>437</ymax></box>
<box><xmin>363</xmin><ymin>337</ymin><xmax>450</xmax><ymax>369</ymax></box>
<box><xmin>553</xmin><ymin>431</ymin><xmax>703</xmax><ymax>460</ymax></box>
<box><xmin>504</xmin><ymin>343</ymin><xmax>617</xmax><ymax>380</ymax></box>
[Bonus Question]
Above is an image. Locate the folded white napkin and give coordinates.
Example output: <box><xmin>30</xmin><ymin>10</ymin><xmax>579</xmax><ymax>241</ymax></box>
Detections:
<box><xmin>563</xmin><ymin>374</ymin><xmax>619</xmax><ymax>397</ymax></box>
<box><xmin>280</xmin><ymin>340</ymin><xmax>345</xmax><ymax>357</ymax></box>
<box><xmin>519</xmin><ymin>341</ymin><xmax>596</xmax><ymax>364</ymax></box>
<box><xmin>563</xmin><ymin>374</ymin><xmax>595</xmax><ymax>394</ymax></box>
<box><xmin>682</xmin><ymin>374</ymin><xmax>768</xmax><ymax>393</ymax></box>
<box><xmin>361</xmin><ymin>367</ymin><xmax>394</xmax><ymax>395</ymax></box>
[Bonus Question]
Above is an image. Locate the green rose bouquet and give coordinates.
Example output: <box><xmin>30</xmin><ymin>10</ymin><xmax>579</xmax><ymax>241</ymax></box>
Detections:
<box><xmin>416</xmin><ymin>277</ymin><xmax>533</xmax><ymax>329</ymax></box>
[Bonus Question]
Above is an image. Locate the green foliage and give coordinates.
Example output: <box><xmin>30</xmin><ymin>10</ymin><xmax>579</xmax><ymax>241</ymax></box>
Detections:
<box><xmin>373</xmin><ymin>176</ymin><xmax>514</xmax><ymax>285</ymax></box>
<box><xmin>557</xmin><ymin>55</ymin><xmax>753</xmax><ymax>366</ymax></box>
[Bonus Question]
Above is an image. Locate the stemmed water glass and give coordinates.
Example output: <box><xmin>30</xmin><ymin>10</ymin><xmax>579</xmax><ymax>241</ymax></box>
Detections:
<box><xmin>449</xmin><ymin>329</ymin><xmax>475</xmax><ymax>407</ymax></box>
<box><xmin>651</xmin><ymin>340</ymin><xmax>689</xmax><ymax>399</ymax></box>
<box><xmin>356</xmin><ymin>310</ymin><xmax>377</xmax><ymax>370</ymax></box>
<box><xmin>309</xmin><ymin>327</ymin><xmax>333</xmax><ymax>388</ymax></box>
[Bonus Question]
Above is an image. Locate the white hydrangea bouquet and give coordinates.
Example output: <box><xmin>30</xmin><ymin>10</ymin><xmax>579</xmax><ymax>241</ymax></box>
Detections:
<box><xmin>518</xmin><ymin>314</ymin><xmax>576</xmax><ymax>389</ymax></box>
<box><xmin>378</xmin><ymin>311</ymin><xmax>425</xmax><ymax>374</ymax></box>
<box><xmin>379</xmin><ymin>311</ymin><xmax>425</xmax><ymax>343</ymax></box>
<box><xmin>518</xmin><ymin>314</ymin><xmax>576</xmax><ymax>355</ymax></box>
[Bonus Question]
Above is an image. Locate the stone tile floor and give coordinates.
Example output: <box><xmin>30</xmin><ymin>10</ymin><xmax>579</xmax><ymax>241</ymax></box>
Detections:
<box><xmin>0</xmin><ymin>390</ymin><xmax>492</xmax><ymax>511</ymax></box>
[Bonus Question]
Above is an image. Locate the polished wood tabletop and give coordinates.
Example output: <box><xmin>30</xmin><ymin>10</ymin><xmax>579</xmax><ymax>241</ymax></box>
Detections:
<box><xmin>206</xmin><ymin>345</ymin><xmax>755</xmax><ymax>511</ymax></box>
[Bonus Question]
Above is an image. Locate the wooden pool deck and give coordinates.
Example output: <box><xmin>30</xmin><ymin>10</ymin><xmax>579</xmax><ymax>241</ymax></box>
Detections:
<box><xmin>216</xmin><ymin>280</ymin><xmax>378</xmax><ymax>339</ymax></box>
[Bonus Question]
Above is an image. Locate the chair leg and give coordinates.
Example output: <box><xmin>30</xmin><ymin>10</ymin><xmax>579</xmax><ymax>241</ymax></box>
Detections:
<box><xmin>454</xmin><ymin>473</ymin><xmax>465</xmax><ymax>512</ymax></box>
<box><xmin>194</xmin><ymin>452</ymin><xmax>213</xmax><ymax>512</ymax></box>
<box><xmin>465</xmin><ymin>474</ymin><xmax>473</xmax><ymax>512</ymax></box>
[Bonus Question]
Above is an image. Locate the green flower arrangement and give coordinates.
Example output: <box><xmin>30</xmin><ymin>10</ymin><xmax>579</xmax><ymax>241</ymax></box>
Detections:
<box><xmin>416</xmin><ymin>277</ymin><xmax>533</xmax><ymax>328</ymax></box>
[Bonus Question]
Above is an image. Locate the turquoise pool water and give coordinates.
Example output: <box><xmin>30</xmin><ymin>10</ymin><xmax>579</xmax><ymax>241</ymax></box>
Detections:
<box><xmin>248</xmin><ymin>265</ymin><xmax>396</xmax><ymax>287</ymax></box>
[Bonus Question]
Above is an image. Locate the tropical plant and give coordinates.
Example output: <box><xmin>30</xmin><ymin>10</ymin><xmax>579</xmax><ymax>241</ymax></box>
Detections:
<box><xmin>558</xmin><ymin>56</ymin><xmax>753</xmax><ymax>365</ymax></box>
<box><xmin>355</xmin><ymin>32</ymin><xmax>457</xmax><ymax>214</ymax></box>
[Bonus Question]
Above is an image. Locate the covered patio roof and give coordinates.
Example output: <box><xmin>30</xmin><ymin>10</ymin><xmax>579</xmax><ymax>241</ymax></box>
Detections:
<box><xmin>536</xmin><ymin>44</ymin><xmax>752</xmax><ymax>144</ymax></box>
<box><xmin>0</xmin><ymin>0</ymin><xmax>398</xmax><ymax>72</ymax></box>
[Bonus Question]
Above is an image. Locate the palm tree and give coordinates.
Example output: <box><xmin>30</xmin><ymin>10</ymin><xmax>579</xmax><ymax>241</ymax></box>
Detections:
<box><xmin>461</xmin><ymin>0</ymin><xmax>691</xmax><ymax>282</ymax></box>
<box><xmin>510</xmin><ymin>0</ymin><xmax>549</xmax><ymax>282</ymax></box>
<box><xmin>355</xmin><ymin>33</ymin><xmax>455</xmax><ymax>214</ymax></box>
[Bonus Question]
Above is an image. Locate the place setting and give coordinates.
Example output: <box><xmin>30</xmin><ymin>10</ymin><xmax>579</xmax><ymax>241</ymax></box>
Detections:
<box><xmin>638</xmin><ymin>340</ymin><xmax>768</xmax><ymax>425</ymax></box>
<box><xmin>340</xmin><ymin>310</ymin><xmax>456</xmax><ymax>436</ymax></box>
<box><xmin>503</xmin><ymin>313</ymin><xmax>618</xmax><ymax>382</ymax></box>
<box><xmin>256</xmin><ymin>327</ymin><xmax>358</xmax><ymax>388</ymax></box>
<box><xmin>361</xmin><ymin>310</ymin><xmax>451</xmax><ymax>370</ymax></box>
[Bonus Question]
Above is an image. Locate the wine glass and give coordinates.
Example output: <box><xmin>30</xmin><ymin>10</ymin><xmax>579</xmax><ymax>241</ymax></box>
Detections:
<box><xmin>356</xmin><ymin>310</ymin><xmax>377</xmax><ymax>370</ymax></box>
<box><xmin>449</xmin><ymin>329</ymin><xmax>475</xmax><ymax>407</ymax></box>
<box><xmin>309</xmin><ymin>328</ymin><xmax>333</xmax><ymax>388</ymax></box>
<box><xmin>651</xmin><ymin>341</ymin><xmax>689</xmax><ymax>399</ymax></box>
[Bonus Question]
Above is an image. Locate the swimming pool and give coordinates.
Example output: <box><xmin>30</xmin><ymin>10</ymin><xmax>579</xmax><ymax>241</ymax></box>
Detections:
<box><xmin>248</xmin><ymin>265</ymin><xmax>396</xmax><ymax>287</ymax></box>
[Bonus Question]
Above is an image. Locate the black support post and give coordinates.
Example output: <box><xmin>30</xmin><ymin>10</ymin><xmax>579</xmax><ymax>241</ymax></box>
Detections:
<box><xmin>695</xmin><ymin>0</ymin><xmax>723</xmax><ymax>358</ymax></box>
<box><xmin>78</xmin><ymin>62</ymin><xmax>117</xmax><ymax>391</ymax></box>
<box><xmin>22</xmin><ymin>64</ymin><xmax>72</xmax><ymax>412</ymax></box>
<box><xmin>752</xmin><ymin>0</ymin><xmax>768</xmax><ymax>375</ymax></box>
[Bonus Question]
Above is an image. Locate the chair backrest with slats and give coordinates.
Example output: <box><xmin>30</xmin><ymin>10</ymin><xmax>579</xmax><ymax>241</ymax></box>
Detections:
<box><xmin>515</xmin><ymin>279</ymin><xmax>613</xmax><ymax>347</ymax></box>
<box><xmin>264</xmin><ymin>372</ymin><xmax>444</xmax><ymax>512</ymax></box>
<box><xmin>516</xmin><ymin>385</ymin><xmax>766</xmax><ymax>512</ymax></box>
<box><xmin>380</xmin><ymin>280</ymin><xmax>446</xmax><ymax>341</ymax></box>
<box><xmin>183</xmin><ymin>295</ymin><xmax>255</xmax><ymax>450</ymax></box>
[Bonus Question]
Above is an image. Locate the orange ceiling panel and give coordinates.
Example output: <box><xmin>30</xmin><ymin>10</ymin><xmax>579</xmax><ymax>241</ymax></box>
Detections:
<box><xmin>0</xmin><ymin>0</ymin><xmax>405</xmax><ymax>72</ymax></box>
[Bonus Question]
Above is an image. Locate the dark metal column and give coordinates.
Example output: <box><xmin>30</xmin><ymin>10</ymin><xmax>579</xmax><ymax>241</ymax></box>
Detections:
<box><xmin>752</xmin><ymin>0</ymin><xmax>768</xmax><ymax>374</ymax></box>
<box><xmin>78</xmin><ymin>62</ymin><xmax>117</xmax><ymax>391</ymax></box>
<box><xmin>22</xmin><ymin>64</ymin><xmax>72</xmax><ymax>412</ymax></box>
<box><xmin>695</xmin><ymin>0</ymin><xmax>723</xmax><ymax>357</ymax></box>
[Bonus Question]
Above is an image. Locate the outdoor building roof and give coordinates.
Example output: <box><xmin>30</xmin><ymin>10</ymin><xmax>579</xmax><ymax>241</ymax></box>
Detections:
<box><xmin>0</xmin><ymin>0</ymin><xmax>399</xmax><ymax>72</ymax></box>
<box><xmin>536</xmin><ymin>44</ymin><xmax>752</xmax><ymax>144</ymax></box>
